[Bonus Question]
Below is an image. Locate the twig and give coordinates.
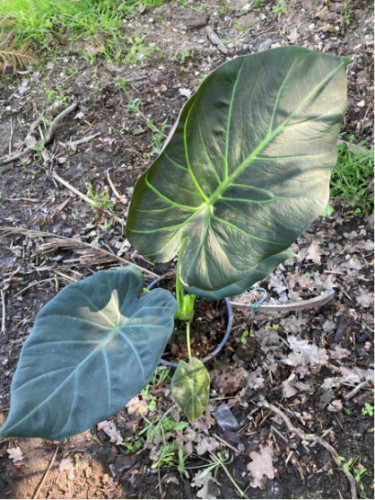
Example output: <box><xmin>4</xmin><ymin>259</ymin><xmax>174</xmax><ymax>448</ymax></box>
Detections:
<box><xmin>0</xmin><ymin>103</ymin><xmax>78</xmax><ymax>165</ymax></box>
<box><xmin>212</xmin><ymin>432</ymin><xmax>241</xmax><ymax>455</ymax></box>
<box><xmin>344</xmin><ymin>381</ymin><xmax>369</xmax><ymax>400</ymax></box>
<box><xmin>0</xmin><ymin>289</ymin><xmax>6</xmax><ymax>334</ymax></box>
<box><xmin>58</xmin><ymin>132</ymin><xmax>101</xmax><ymax>149</ymax></box>
<box><xmin>9</xmin><ymin>117</ymin><xmax>14</xmax><ymax>154</ymax></box>
<box><xmin>32</xmin><ymin>446</ymin><xmax>59</xmax><ymax>499</ymax></box>
<box><xmin>107</xmin><ymin>169</ymin><xmax>127</xmax><ymax>204</ymax></box>
<box><xmin>52</xmin><ymin>171</ymin><xmax>123</xmax><ymax>225</ymax></box>
<box><xmin>0</xmin><ymin>226</ymin><xmax>160</xmax><ymax>279</ymax></box>
<box><xmin>44</xmin><ymin>103</ymin><xmax>78</xmax><ymax>143</ymax></box>
<box><xmin>206</xmin><ymin>26</ymin><xmax>229</xmax><ymax>54</ymax></box>
<box><xmin>260</xmin><ymin>400</ymin><xmax>358</xmax><ymax>499</ymax></box>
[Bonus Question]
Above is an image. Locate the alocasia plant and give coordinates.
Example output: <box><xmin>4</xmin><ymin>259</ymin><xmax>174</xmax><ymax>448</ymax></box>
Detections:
<box><xmin>0</xmin><ymin>46</ymin><xmax>348</xmax><ymax>440</ymax></box>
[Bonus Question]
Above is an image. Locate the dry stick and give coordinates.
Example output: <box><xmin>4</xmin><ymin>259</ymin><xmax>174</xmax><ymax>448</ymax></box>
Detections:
<box><xmin>52</xmin><ymin>171</ymin><xmax>124</xmax><ymax>225</ymax></box>
<box><xmin>260</xmin><ymin>400</ymin><xmax>358</xmax><ymax>499</ymax></box>
<box><xmin>9</xmin><ymin>117</ymin><xmax>14</xmax><ymax>155</ymax></box>
<box><xmin>212</xmin><ymin>432</ymin><xmax>241</xmax><ymax>455</ymax></box>
<box><xmin>0</xmin><ymin>226</ymin><xmax>160</xmax><ymax>279</ymax></box>
<box><xmin>206</xmin><ymin>26</ymin><xmax>229</xmax><ymax>54</ymax></box>
<box><xmin>344</xmin><ymin>381</ymin><xmax>370</xmax><ymax>400</ymax></box>
<box><xmin>32</xmin><ymin>446</ymin><xmax>59</xmax><ymax>499</ymax></box>
<box><xmin>0</xmin><ymin>289</ymin><xmax>6</xmax><ymax>334</ymax></box>
<box><xmin>107</xmin><ymin>169</ymin><xmax>127</xmax><ymax>204</ymax></box>
<box><xmin>58</xmin><ymin>132</ymin><xmax>101</xmax><ymax>149</ymax></box>
<box><xmin>0</xmin><ymin>103</ymin><xmax>78</xmax><ymax>165</ymax></box>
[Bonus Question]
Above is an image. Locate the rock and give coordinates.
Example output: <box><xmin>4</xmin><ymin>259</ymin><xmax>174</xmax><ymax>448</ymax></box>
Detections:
<box><xmin>213</xmin><ymin>403</ymin><xmax>239</xmax><ymax>432</ymax></box>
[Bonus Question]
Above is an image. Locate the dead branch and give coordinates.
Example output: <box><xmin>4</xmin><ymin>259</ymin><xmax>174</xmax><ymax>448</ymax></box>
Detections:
<box><xmin>260</xmin><ymin>400</ymin><xmax>358</xmax><ymax>499</ymax></box>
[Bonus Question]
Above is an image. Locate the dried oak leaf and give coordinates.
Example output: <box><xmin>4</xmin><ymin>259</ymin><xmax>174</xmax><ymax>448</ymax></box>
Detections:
<box><xmin>247</xmin><ymin>443</ymin><xmax>274</xmax><ymax>489</ymax></box>
<box><xmin>8</xmin><ymin>447</ymin><xmax>24</xmax><ymax>464</ymax></box>
<box><xmin>287</xmin><ymin>336</ymin><xmax>328</xmax><ymax>366</ymax></box>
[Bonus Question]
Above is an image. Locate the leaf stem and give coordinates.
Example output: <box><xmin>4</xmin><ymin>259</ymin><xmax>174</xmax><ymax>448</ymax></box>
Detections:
<box><xmin>186</xmin><ymin>321</ymin><xmax>192</xmax><ymax>361</ymax></box>
<box><xmin>176</xmin><ymin>238</ymin><xmax>187</xmax><ymax>310</ymax></box>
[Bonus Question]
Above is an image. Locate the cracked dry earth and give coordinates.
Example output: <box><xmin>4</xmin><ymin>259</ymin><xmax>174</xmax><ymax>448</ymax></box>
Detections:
<box><xmin>0</xmin><ymin>0</ymin><xmax>373</xmax><ymax>498</ymax></box>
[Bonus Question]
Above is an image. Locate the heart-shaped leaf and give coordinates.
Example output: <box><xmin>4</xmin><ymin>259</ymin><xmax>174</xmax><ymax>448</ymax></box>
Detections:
<box><xmin>171</xmin><ymin>358</ymin><xmax>210</xmax><ymax>420</ymax></box>
<box><xmin>0</xmin><ymin>267</ymin><xmax>177</xmax><ymax>440</ymax></box>
<box><xmin>127</xmin><ymin>47</ymin><xmax>348</xmax><ymax>299</ymax></box>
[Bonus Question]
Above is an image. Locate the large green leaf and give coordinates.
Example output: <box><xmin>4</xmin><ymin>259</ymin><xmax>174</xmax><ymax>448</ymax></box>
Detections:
<box><xmin>0</xmin><ymin>267</ymin><xmax>177</xmax><ymax>439</ymax></box>
<box><xmin>126</xmin><ymin>47</ymin><xmax>348</xmax><ymax>299</ymax></box>
<box><xmin>171</xmin><ymin>358</ymin><xmax>210</xmax><ymax>421</ymax></box>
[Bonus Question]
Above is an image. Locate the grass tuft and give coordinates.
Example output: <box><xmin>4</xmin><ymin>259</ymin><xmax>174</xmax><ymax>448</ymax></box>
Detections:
<box><xmin>0</xmin><ymin>0</ymin><xmax>168</xmax><ymax>62</ymax></box>
<box><xmin>331</xmin><ymin>136</ymin><xmax>374</xmax><ymax>213</ymax></box>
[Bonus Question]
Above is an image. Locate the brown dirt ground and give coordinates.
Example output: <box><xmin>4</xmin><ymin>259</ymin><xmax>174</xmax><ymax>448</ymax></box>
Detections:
<box><xmin>0</xmin><ymin>0</ymin><xmax>373</xmax><ymax>498</ymax></box>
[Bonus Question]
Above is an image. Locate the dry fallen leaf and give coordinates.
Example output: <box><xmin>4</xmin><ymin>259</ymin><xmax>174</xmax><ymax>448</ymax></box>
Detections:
<box><xmin>126</xmin><ymin>395</ymin><xmax>149</xmax><ymax>418</ymax></box>
<box><xmin>97</xmin><ymin>420</ymin><xmax>123</xmax><ymax>445</ymax></box>
<box><xmin>327</xmin><ymin>399</ymin><xmax>343</xmax><ymax>412</ymax></box>
<box><xmin>306</xmin><ymin>240</ymin><xmax>321</xmax><ymax>264</ymax></box>
<box><xmin>59</xmin><ymin>457</ymin><xmax>74</xmax><ymax>472</ymax></box>
<box><xmin>329</xmin><ymin>345</ymin><xmax>350</xmax><ymax>360</ymax></box>
<box><xmin>8</xmin><ymin>447</ymin><xmax>24</xmax><ymax>464</ymax></box>
<box><xmin>282</xmin><ymin>373</ymin><xmax>298</xmax><ymax>398</ymax></box>
<box><xmin>247</xmin><ymin>443</ymin><xmax>274</xmax><ymax>489</ymax></box>
<box><xmin>191</xmin><ymin>470</ymin><xmax>218</xmax><ymax>499</ymax></box>
<box><xmin>356</xmin><ymin>290</ymin><xmax>374</xmax><ymax>308</ymax></box>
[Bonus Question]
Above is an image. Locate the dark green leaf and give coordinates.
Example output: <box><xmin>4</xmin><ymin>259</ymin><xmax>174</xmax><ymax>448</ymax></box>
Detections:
<box><xmin>0</xmin><ymin>267</ymin><xmax>177</xmax><ymax>439</ymax></box>
<box><xmin>171</xmin><ymin>358</ymin><xmax>210</xmax><ymax>420</ymax></box>
<box><xmin>127</xmin><ymin>47</ymin><xmax>348</xmax><ymax>298</ymax></box>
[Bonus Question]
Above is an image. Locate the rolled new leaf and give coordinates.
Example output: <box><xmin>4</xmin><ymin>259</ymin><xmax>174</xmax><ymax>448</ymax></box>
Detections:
<box><xmin>171</xmin><ymin>358</ymin><xmax>210</xmax><ymax>420</ymax></box>
<box><xmin>127</xmin><ymin>46</ymin><xmax>349</xmax><ymax>299</ymax></box>
<box><xmin>0</xmin><ymin>267</ymin><xmax>177</xmax><ymax>440</ymax></box>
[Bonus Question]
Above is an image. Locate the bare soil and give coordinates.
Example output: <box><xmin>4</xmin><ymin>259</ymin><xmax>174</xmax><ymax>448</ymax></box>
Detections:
<box><xmin>0</xmin><ymin>1</ymin><xmax>373</xmax><ymax>498</ymax></box>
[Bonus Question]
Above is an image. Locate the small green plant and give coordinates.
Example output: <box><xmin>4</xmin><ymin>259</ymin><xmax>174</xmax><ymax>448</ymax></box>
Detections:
<box><xmin>198</xmin><ymin>451</ymin><xmax>248</xmax><ymax>498</ymax></box>
<box><xmin>240</xmin><ymin>330</ymin><xmax>249</xmax><ymax>344</ymax></box>
<box><xmin>124</xmin><ymin>98</ymin><xmax>168</xmax><ymax>156</ymax></box>
<box><xmin>338</xmin><ymin>456</ymin><xmax>368</xmax><ymax>497</ymax></box>
<box><xmin>139</xmin><ymin>413</ymin><xmax>189</xmax><ymax>470</ymax></box>
<box><xmin>85</xmin><ymin>183</ymin><xmax>114</xmax><ymax>211</ymax></box>
<box><xmin>0</xmin><ymin>47</ymin><xmax>348</xmax><ymax>440</ymax></box>
<box><xmin>330</xmin><ymin>136</ymin><xmax>374</xmax><ymax>213</ymax></box>
<box><xmin>362</xmin><ymin>403</ymin><xmax>373</xmax><ymax>417</ymax></box>
<box><xmin>172</xmin><ymin>49</ymin><xmax>195</xmax><ymax>70</ymax></box>
<box><xmin>342</xmin><ymin>1</ymin><xmax>352</xmax><ymax>23</ymax></box>
<box><xmin>265</xmin><ymin>324</ymin><xmax>279</xmax><ymax>330</ymax></box>
<box><xmin>116</xmin><ymin>75</ymin><xmax>127</xmax><ymax>91</ymax></box>
<box><xmin>272</xmin><ymin>0</ymin><xmax>287</xmax><ymax>16</ymax></box>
